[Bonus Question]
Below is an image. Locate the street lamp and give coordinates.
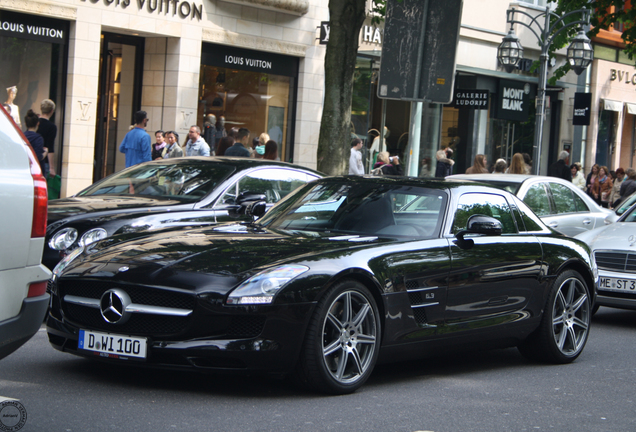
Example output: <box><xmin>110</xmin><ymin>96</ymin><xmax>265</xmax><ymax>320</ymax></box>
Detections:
<box><xmin>497</xmin><ymin>6</ymin><xmax>593</xmax><ymax>175</ymax></box>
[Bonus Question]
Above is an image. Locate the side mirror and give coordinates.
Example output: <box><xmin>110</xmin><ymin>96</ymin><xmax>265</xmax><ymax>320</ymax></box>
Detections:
<box><xmin>456</xmin><ymin>214</ymin><xmax>502</xmax><ymax>241</ymax></box>
<box><xmin>228</xmin><ymin>191</ymin><xmax>267</xmax><ymax>219</ymax></box>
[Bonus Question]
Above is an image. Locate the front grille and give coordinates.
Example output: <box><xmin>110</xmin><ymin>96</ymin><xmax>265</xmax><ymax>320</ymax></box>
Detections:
<box><xmin>58</xmin><ymin>279</ymin><xmax>266</xmax><ymax>339</ymax></box>
<box><xmin>61</xmin><ymin>280</ymin><xmax>196</xmax><ymax>310</ymax></box>
<box><xmin>59</xmin><ymin>279</ymin><xmax>195</xmax><ymax>336</ymax></box>
<box><xmin>65</xmin><ymin>303</ymin><xmax>189</xmax><ymax>335</ymax></box>
<box><xmin>595</xmin><ymin>251</ymin><xmax>636</xmax><ymax>272</ymax></box>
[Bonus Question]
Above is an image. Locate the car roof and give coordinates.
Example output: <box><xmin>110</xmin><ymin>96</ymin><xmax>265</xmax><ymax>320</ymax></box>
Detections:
<box><xmin>316</xmin><ymin>175</ymin><xmax>507</xmax><ymax>192</ymax></box>
<box><xmin>448</xmin><ymin>174</ymin><xmax>582</xmax><ymax>186</ymax></box>
<box><xmin>141</xmin><ymin>156</ymin><xmax>324</xmax><ymax>176</ymax></box>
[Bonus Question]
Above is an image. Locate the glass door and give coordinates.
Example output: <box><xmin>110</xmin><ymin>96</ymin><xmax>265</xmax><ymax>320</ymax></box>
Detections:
<box><xmin>94</xmin><ymin>33</ymin><xmax>144</xmax><ymax>182</ymax></box>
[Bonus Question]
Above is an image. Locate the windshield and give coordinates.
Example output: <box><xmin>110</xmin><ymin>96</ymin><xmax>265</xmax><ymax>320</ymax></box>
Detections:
<box><xmin>78</xmin><ymin>162</ymin><xmax>235</xmax><ymax>201</ymax></box>
<box><xmin>258</xmin><ymin>181</ymin><xmax>447</xmax><ymax>239</ymax></box>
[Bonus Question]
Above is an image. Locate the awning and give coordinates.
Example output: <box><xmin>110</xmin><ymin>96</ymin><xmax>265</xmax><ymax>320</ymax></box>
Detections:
<box><xmin>603</xmin><ymin>99</ymin><xmax>623</xmax><ymax>112</ymax></box>
<box><xmin>627</xmin><ymin>102</ymin><xmax>636</xmax><ymax>115</ymax></box>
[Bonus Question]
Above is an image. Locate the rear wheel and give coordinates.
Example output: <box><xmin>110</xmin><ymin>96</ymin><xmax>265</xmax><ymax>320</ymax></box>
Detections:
<box><xmin>296</xmin><ymin>280</ymin><xmax>380</xmax><ymax>394</ymax></box>
<box><xmin>518</xmin><ymin>270</ymin><xmax>591</xmax><ymax>363</ymax></box>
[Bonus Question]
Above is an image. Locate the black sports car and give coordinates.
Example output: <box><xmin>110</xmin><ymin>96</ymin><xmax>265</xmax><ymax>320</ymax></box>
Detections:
<box><xmin>47</xmin><ymin>176</ymin><xmax>596</xmax><ymax>394</ymax></box>
<box><xmin>44</xmin><ymin>157</ymin><xmax>322</xmax><ymax>270</ymax></box>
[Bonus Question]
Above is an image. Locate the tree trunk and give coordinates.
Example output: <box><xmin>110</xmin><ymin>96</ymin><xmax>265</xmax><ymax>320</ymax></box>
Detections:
<box><xmin>317</xmin><ymin>0</ymin><xmax>367</xmax><ymax>175</ymax></box>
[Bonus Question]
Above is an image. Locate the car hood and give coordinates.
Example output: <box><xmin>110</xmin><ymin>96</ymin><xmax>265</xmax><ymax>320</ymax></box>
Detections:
<box><xmin>60</xmin><ymin>224</ymin><xmax>388</xmax><ymax>294</ymax></box>
<box><xmin>575</xmin><ymin>222</ymin><xmax>636</xmax><ymax>251</ymax></box>
<box><xmin>48</xmin><ymin>196</ymin><xmax>193</xmax><ymax>223</ymax></box>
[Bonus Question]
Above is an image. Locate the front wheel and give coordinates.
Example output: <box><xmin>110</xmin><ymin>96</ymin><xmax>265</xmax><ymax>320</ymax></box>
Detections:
<box><xmin>518</xmin><ymin>270</ymin><xmax>591</xmax><ymax>363</ymax></box>
<box><xmin>295</xmin><ymin>280</ymin><xmax>381</xmax><ymax>394</ymax></box>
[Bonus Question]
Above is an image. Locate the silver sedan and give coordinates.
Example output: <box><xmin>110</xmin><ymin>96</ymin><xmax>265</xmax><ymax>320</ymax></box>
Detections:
<box><xmin>448</xmin><ymin>174</ymin><xmax>617</xmax><ymax>237</ymax></box>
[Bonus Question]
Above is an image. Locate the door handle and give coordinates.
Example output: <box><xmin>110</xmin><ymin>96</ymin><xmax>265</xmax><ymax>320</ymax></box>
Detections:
<box><xmin>549</xmin><ymin>221</ymin><xmax>558</xmax><ymax>228</ymax></box>
<box><xmin>583</xmin><ymin>219</ymin><xmax>592</xmax><ymax>225</ymax></box>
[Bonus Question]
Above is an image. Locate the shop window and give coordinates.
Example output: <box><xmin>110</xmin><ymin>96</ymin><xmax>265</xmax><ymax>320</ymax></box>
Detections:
<box><xmin>198</xmin><ymin>65</ymin><xmax>292</xmax><ymax>161</ymax></box>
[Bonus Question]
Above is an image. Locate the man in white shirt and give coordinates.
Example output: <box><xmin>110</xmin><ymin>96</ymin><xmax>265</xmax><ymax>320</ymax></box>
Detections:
<box><xmin>349</xmin><ymin>138</ymin><xmax>364</xmax><ymax>175</ymax></box>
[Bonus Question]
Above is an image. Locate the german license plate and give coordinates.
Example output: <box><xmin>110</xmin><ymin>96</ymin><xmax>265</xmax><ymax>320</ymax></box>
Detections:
<box><xmin>78</xmin><ymin>329</ymin><xmax>147</xmax><ymax>360</ymax></box>
<box><xmin>598</xmin><ymin>277</ymin><xmax>636</xmax><ymax>293</ymax></box>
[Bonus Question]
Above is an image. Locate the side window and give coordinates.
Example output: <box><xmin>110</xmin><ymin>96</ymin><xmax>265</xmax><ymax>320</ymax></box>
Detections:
<box><xmin>550</xmin><ymin>183</ymin><xmax>576</xmax><ymax>214</ymax></box>
<box><xmin>216</xmin><ymin>169</ymin><xmax>318</xmax><ymax>207</ymax></box>
<box><xmin>523</xmin><ymin>183</ymin><xmax>551</xmax><ymax>216</ymax></box>
<box><xmin>573</xmin><ymin>192</ymin><xmax>589</xmax><ymax>212</ymax></box>
<box><xmin>452</xmin><ymin>193</ymin><xmax>517</xmax><ymax>235</ymax></box>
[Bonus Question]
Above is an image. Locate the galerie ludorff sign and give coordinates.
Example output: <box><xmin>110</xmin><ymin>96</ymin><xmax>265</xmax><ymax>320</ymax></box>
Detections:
<box><xmin>454</xmin><ymin>90</ymin><xmax>489</xmax><ymax>109</ymax></box>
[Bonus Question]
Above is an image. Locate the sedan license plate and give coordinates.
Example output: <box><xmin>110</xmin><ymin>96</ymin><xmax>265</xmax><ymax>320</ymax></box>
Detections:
<box><xmin>78</xmin><ymin>329</ymin><xmax>147</xmax><ymax>360</ymax></box>
<box><xmin>598</xmin><ymin>277</ymin><xmax>636</xmax><ymax>293</ymax></box>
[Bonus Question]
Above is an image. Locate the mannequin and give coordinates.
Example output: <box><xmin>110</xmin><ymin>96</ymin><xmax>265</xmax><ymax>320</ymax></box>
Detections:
<box><xmin>5</xmin><ymin>86</ymin><xmax>21</xmax><ymax>128</ymax></box>
<box><xmin>215</xmin><ymin>115</ymin><xmax>227</xmax><ymax>146</ymax></box>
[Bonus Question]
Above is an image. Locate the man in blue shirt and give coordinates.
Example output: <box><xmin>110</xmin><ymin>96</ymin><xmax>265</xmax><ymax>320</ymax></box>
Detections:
<box><xmin>119</xmin><ymin>111</ymin><xmax>152</xmax><ymax>167</ymax></box>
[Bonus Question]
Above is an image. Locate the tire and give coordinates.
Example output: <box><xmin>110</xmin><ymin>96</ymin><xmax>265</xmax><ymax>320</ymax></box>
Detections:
<box><xmin>295</xmin><ymin>280</ymin><xmax>381</xmax><ymax>395</ymax></box>
<box><xmin>518</xmin><ymin>270</ymin><xmax>591</xmax><ymax>363</ymax></box>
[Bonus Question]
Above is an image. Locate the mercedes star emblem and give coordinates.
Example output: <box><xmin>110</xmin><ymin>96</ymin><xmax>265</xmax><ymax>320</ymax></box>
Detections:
<box><xmin>100</xmin><ymin>289</ymin><xmax>132</xmax><ymax>324</ymax></box>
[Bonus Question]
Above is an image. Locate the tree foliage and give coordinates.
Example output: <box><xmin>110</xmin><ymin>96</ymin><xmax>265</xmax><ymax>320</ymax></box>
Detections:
<box><xmin>316</xmin><ymin>0</ymin><xmax>387</xmax><ymax>175</ymax></box>
<box><xmin>546</xmin><ymin>0</ymin><xmax>635</xmax><ymax>83</ymax></box>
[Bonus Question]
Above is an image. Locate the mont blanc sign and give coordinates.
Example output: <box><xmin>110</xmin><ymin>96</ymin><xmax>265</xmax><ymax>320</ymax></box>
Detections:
<box><xmin>494</xmin><ymin>79</ymin><xmax>531</xmax><ymax>122</ymax></box>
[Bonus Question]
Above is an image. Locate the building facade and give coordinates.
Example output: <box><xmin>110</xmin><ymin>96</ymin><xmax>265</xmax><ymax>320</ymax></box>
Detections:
<box><xmin>349</xmin><ymin>0</ymin><xmax>586</xmax><ymax>177</ymax></box>
<box><xmin>0</xmin><ymin>0</ymin><xmax>328</xmax><ymax>197</ymax></box>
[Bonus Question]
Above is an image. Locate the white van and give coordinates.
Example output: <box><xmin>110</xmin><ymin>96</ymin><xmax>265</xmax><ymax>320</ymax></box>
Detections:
<box><xmin>0</xmin><ymin>105</ymin><xmax>51</xmax><ymax>359</ymax></box>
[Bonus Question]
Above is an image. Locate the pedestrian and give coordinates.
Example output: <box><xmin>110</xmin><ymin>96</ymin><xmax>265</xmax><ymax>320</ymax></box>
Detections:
<box><xmin>215</xmin><ymin>136</ymin><xmax>234</xmax><ymax>156</ymax></box>
<box><xmin>23</xmin><ymin>109</ymin><xmax>46</xmax><ymax>170</ymax></box>
<box><xmin>548</xmin><ymin>150</ymin><xmax>572</xmax><ymax>181</ymax></box>
<box><xmin>435</xmin><ymin>146</ymin><xmax>454</xmax><ymax>178</ymax></box>
<box><xmin>619</xmin><ymin>168</ymin><xmax>636</xmax><ymax>203</ymax></box>
<box><xmin>372</xmin><ymin>151</ymin><xmax>403</xmax><ymax>175</ymax></box>
<box><xmin>507</xmin><ymin>153</ymin><xmax>527</xmax><ymax>174</ymax></box>
<box><xmin>203</xmin><ymin>114</ymin><xmax>217</xmax><ymax>154</ymax></box>
<box><xmin>184</xmin><ymin>125</ymin><xmax>210</xmax><ymax>156</ymax></box>
<box><xmin>38</xmin><ymin>98</ymin><xmax>57</xmax><ymax>177</ymax></box>
<box><xmin>349</xmin><ymin>138</ymin><xmax>364</xmax><ymax>175</ymax></box>
<box><xmin>228</xmin><ymin>127</ymin><xmax>239</xmax><ymax>140</ymax></box>
<box><xmin>592</xmin><ymin>166</ymin><xmax>613</xmax><ymax>207</ymax></box>
<box><xmin>493</xmin><ymin>158</ymin><xmax>507</xmax><ymax>173</ymax></box>
<box><xmin>465</xmin><ymin>154</ymin><xmax>489</xmax><ymax>174</ymax></box>
<box><xmin>522</xmin><ymin>153</ymin><xmax>532</xmax><ymax>174</ymax></box>
<box><xmin>419</xmin><ymin>157</ymin><xmax>432</xmax><ymax>177</ymax></box>
<box><xmin>119</xmin><ymin>110</ymin><xmax>151</xmax><ymax>168</ymax></box>
<box><xmin>224</xmin><ymin>127</ymin><xmax>252</xmax><ymax>157</ymax></box>
<box><xmin>609</xmin><ymin>167</ymin><xmax>625</xmax><ymax>208</ymax></box>
<box><xmin>152</xmin><ymin>130</ymin><xmax>167</xmax><ymax>160</ymax></box>
<box><xmin>586</xmin><ymin>163</ymin><xmax>599</xmax><ymax>197</ymax></box>
<box><xmin>263</xmin><ymin>140</ymin><xmax>278</xmax><ymax>161</ymax></box>
<box><xmin>570</xmin><ymin>163</ymin><xmax>586</xmax><ymax>191</ymax></box>
<box><xmin>255</xmin><ymin>132</ymin><xmax>269</xmax><ymax>158</ymax></box>
<box><xmin>163</xmin><ymin>131</ymin><xmax>183</xmax><ymax>158</ymax></box>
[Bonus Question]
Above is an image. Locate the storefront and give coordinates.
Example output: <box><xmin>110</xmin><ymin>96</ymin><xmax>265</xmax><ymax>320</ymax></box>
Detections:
<box><xmin>586</xmin><ymin>58</ymin><xmax>636</xmax><ymax>172</ymax></box>
<box><xmin>1</xmin><ymin>0</ymin><xmax>324</xmax><ymax>197</ymax></box>
<box><xmin>0</xmin><ymin>10</ymin><xmax>68</xmax><ymax>174</ymax></box>
<box><xmin>199</xmin><ymin>44</ymin><xmax>299</xmax><ymax>162</ymax></box>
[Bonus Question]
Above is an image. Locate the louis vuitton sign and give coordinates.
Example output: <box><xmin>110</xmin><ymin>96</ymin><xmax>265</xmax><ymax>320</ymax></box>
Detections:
<box><xmin>80</xmin><ymin>0</ymin><xmax>203</xmax><ymax>21</ymax></box>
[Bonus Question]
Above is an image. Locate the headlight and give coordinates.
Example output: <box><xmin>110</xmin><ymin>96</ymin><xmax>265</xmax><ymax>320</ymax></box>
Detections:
<box><xmin>226</xmin><ymin>265</ymin><xmax>309</xmax><ymax>305</ymax></box>
<box><xmin>48</xmin><ymin>227</ymin><xmax>78</xmax><ymax>250</ymax></box>
<box><xmin>52</xmin><ymin>245</ymin><xmax>84</xmax><ymax>279</ymax></box>
<box><xmin>80</xmin><ymin>228</ymin><xmax>108</xmax><ymax>246</ymax></box>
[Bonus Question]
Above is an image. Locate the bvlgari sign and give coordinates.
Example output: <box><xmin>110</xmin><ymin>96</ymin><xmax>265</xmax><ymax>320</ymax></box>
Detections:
<box><xmin>80</xmin><ymin>0</ymin><xmax>203</xmax><ymax>20</ymax></box>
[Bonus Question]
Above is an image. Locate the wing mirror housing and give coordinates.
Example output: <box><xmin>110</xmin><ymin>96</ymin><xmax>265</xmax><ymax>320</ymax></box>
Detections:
<box><xmin>455</xmin><ymin>215</ymin><xmax>502</xmax><ymax>242</ymax></box>
<box><xmin>228</xmin><ymin>191</ymin><xmax>267</xmax><ymax>219</ymax></box>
